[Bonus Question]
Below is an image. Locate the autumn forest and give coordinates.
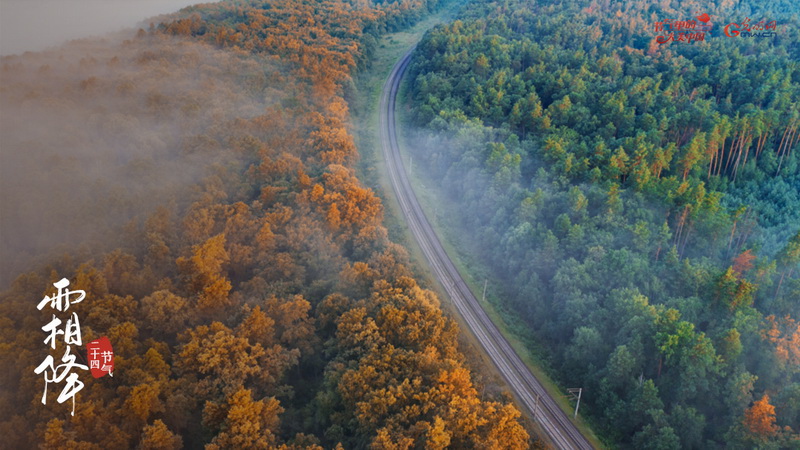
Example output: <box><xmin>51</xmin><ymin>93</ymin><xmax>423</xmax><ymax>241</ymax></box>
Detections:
<box><xmin>0</xmin><ymin>0</ymin><xmax>798</xmax><ymax>448</ymax></box>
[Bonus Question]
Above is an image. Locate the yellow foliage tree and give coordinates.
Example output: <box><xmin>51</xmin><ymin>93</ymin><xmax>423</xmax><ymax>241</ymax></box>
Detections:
<box><xmin>139</xmin><ymin>420</ymin><xmax>182</xmax><ymax>450</ymax></box>
<box><xmin>205</xmin><ymin>388</ymin><xmax>283</xmax><ymax>450</ymax></box>
<box><xmin>744</xmin><ymin>394</ymin><xmax>778</xmax><ymax>438</ymax></box>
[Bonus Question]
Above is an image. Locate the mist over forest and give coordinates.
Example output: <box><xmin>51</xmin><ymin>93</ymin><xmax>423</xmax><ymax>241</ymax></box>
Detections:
<box><xmin>0</xmin><ymin>0</ymin><xmax>798</xmax><ymax>448</ymax></box>
<box><xmin>0</xmin><ymin>1</ymin><xmax>534</xmax><ymax>448</ymax></box>
<box><xmin>404</xmin><ymin>0</ymin><xmax>800</xmax><ymax>447</ymax></box>
<box><xmin>0</xmin><ymin>31</ymin><xmax>282</xmax><ymax>286</ymax></box>
<box><xmin>0</xmin><ymin>0</ymin><xmax>216</xmax><ymax>55</ymax></box>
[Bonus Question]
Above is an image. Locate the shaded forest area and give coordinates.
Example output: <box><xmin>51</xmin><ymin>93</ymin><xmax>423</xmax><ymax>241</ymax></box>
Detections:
<box><xmin>0</xmin><ymin>0</ymin><xmax>531</xmax><ymax>448</ymax></box>
<box><xmin>406</xmin><ymin>0</ymin><xmax>799</xmax><ymax>448</ymax></box>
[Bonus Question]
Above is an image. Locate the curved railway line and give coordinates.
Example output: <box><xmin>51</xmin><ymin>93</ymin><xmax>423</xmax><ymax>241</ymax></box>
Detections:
<box><xmin>379</xmin><ymin>47</ymin><xmax>595</xmax><ymax>450</ymax></box>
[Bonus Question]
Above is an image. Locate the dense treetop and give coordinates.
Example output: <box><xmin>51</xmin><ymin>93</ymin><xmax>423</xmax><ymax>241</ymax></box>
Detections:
<box><xmin>0</xmin><ymin>0</ymin><xmax>532</xmax><ymax>448</ymax></box>
<box><xmin>406</xmin><ymin>0</ymin><xmax>799</xmax><ymax>447</ymax></box>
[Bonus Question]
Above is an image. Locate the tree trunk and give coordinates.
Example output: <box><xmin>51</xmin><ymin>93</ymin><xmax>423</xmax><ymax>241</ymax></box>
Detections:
<box><xmin>708</xmin><ymin>148</ymin><xmax>716</xmax><ymax>180</ymax></box>
<box><xmin>728</xmin><ymin>218</ymin><xmax>738</xmax><ymax>252</ymax></box>
<box><xmin>679</xmin><ymin>221</ymin><xmax>693</xmax><ymax>258</ymax></box>
<box><xmin>725</xmin><ymin>132</ymin><xmax>740</xmax><ymax>173</ymax></box>
<box><xmin>775</xmin><ymin>270</ymin><xmax>786</xmax><ymax>299</ymax></box>
<box><xmin>777</xmin><ymin>123</ymin><xmax>797</xmax><ymax>174</ymax></box>
<box><xmin>732</xmin><ymin>130</ymin><xmax>751</xmax><ymax>182</ymax></box>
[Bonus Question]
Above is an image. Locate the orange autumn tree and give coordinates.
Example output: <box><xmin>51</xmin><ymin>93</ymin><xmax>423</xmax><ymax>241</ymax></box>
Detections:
<box><xmin>762</xmin><ymin>315</ymin><xmax>800</xmax><ymax>371</ymax></box>
<box><xmin>744</xmin><ymin>394</ymin><xmax>778</xmax><ymax>438</ymax></box>
<box><xmin>0</xmin><ymin>0</ymin><xmax>533</xmax><ymax>447</ymax></box>
<box><xmin>732</xmin><ymin>249</ymin><xmax>756</xmax><ymax>276</ymax></box>
<box><xmin>203</xmin><ymin>388</ymin><xmax>283</xmax><ymax>450</ymax></box>
<box><xmin>326</xmin><ymin>275</ymin><xmax>530</xmax><ymax>448</ymax></box>
<box><xmin>139</xmin><ymin>420</ymin><xmax>182</xmax><ymax>450</ymax></box>
<box><xmin>176</xmin><ymin>233</ymin><xmax>233</xmax><ymax>313</ymax></box>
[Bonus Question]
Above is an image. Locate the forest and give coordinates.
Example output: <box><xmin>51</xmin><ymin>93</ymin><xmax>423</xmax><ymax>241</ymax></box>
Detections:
<box><xmin>405</xmin><ymin>0</ymin><xmax>799</xmax><ymax>447</ymax></box>
<box><xmin>0</xmin><ymin>0</ymin><xmax>532</xmax><ymax>448</ymax></box>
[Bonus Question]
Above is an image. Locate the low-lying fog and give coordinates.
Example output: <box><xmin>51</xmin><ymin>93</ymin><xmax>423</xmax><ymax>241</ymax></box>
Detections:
<box><xmin>0</xmin><ymin>0</ymin><xmax>217</xmax><ymax>55</ymax></box>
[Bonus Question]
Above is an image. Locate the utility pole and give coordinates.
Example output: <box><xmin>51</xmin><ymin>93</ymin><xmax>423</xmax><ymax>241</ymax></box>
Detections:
<box><xmin>482</xmin><ymin>279</ymin><xmax>488</xmax><ymax>303</ymax></box>
<box><xmin>409</xmin><ymin>155</ymin><xmax>413</xmax><ymax>177</ymax></box>
<box><xmin>568</xmin><ymin>388</ymin><xmax>582</xmax><ymax>419</ymax></box>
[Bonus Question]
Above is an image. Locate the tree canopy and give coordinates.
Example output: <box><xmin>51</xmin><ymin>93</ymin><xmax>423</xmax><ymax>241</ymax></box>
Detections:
<box><xmin>405</xmin><ymin>0</ymin><xmax>800</xmax><ymax>446</ymax></box>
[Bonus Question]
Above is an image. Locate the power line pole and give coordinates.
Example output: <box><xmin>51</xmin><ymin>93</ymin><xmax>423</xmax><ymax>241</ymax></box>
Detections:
<box><xmin>568</xmin><ymin>388</ymin><xmax>582</xmax><ymax>419</ymax></box>
<box><xmin>482</xmin><ymin>279</ymin><xmax>488</xmax><ymax>303</ymax></box>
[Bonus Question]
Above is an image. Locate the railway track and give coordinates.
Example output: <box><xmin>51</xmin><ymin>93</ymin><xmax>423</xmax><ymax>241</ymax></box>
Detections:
<box><xmin>379</xmin><ymin>47</ymin><xmax>595</xmax><ymax>450</ymax></box>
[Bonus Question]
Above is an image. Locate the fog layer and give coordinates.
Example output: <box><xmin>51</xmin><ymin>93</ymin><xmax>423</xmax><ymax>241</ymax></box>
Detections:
<box><xmin>0</xmin><ymin>0</ymin><xmax>217</xmax><ymax>55</ymax></box>
<box><xmin>0</xmin><ymin>32</ymin><xmax>281</xmax><ymax>286</ymax></box>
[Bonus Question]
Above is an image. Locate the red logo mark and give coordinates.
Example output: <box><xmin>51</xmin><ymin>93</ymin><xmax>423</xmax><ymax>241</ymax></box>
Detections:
<box><xmin>724</xmin><ymin>18</ymin><xmax>777</xmax><ymax>38</ymax></box>
<box><xmin>653</xmin><ymin>13</ymin><xmax>712</xmax><ymax>45</ymax></box>
<box><xmin>87</xmin><ymin>337</ymin><xmax>114</xmax><ymax>378</ymax></box>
